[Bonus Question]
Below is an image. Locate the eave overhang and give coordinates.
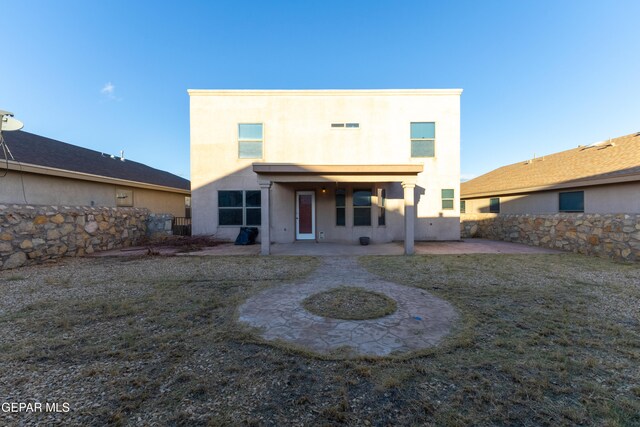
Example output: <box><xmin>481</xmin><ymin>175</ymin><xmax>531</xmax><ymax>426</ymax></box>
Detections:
<box><xmin>252</xmin><ymin>163</ymin><xmax>423</xmax><ymax>183</ymax></box>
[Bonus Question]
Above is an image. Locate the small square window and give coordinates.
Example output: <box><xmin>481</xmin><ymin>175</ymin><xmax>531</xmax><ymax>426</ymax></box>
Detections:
<box><xmin>559</xmin><ymin>191</ymin><xmax>584</xmax><ymax>212</ymax></box>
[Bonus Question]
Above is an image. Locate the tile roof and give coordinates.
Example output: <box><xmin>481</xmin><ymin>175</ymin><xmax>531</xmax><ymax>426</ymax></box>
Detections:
<box><xmin>1</xmin><ymin>131</ymin><xmax>190</xmax><ymax>191</ymax></box>
<box><xmin>462</xmin><ymin>132</ymin><xmax>640</xmax><ymax>198</ymax></box>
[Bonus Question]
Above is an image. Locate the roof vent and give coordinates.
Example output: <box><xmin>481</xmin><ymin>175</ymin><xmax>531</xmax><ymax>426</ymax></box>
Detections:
<box><xmin>598</xmin><ymin>142</ymin><xmax>615</xmax><ymax>150</ymax></box>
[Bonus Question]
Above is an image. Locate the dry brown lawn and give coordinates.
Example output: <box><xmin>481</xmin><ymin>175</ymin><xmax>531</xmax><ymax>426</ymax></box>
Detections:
<box><xmin>0</xmin><ymin>253</ymin><xmax>638</xmax><ymax>426</ymax></box>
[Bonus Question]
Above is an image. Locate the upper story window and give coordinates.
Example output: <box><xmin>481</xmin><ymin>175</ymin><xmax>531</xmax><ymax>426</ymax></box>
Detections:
<box><xmin>410</xmin><ymin>122</ymin><xmax>435</xmax><ymax>157</ymax></box>
<box><xmin>331</xmin><ymin>123</ymin><xmax>360</xmax><ymax>128</ymax></box>
<box><xmin>559</xmin><ymin>191</ymin><xmax>584</xmax><ymax>212</ymax></box>
<box><xmin>460</xmin><ymin>200</ymin><xmax>466</xmax><ymax>214</ymax></box>
<box><xmin>238</xmin><ymin>123</ymin><xmax>263</xmax><ymax>159</ymax></box>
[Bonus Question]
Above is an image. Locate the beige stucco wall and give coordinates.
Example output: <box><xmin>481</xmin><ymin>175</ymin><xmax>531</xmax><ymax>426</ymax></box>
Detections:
<box><xmin>190</xmin><ymin>89</ymin><xmax>462</xmax><ymax>242</ymax></box>
<box><xmin>0</xmin><ymin>170</ymin><xmax>187</xmax><ymax>217</ymax></box>
<box><xmin>462</xmin><ymin>182</ymin><xmax>640</xmax><ymax>215</ymax></box>
<box><xmin>585</xmin><ymin>182</ymin><xmax>640</xmax><ymax>213</ymax></box>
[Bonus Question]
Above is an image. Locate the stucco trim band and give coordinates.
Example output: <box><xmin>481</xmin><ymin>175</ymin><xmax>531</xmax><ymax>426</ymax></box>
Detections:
<box><xmin>253</xmin><ymin>164</ymin><xmax>423</xmax><ymax>183</ymax></box>
<box><xmin>188</xmin><ymin>89</ymin><xmax>463</xmax><ymax>97</ymax></box>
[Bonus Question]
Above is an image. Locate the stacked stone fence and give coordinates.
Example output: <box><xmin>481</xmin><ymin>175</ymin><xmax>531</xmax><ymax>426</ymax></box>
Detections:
<box><xmin>0</xmin><ymin>205</ymin><xmax>174</xmax><ymax>270</ymax></box>
<box><xmin>461</xmin><ymin>213</ymin><xmax>640</xmax><ymax>261</ymax></box>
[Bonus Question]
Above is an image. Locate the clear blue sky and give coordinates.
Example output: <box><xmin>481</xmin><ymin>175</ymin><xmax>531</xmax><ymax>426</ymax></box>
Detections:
<box><xmin>2</xmin><ymin>0</ymin><xmax>639</xmax><ymax>181</ymax></box>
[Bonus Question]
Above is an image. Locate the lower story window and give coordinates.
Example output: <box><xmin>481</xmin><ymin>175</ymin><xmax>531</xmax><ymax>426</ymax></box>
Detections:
<box><xmin>460</xmin><ymin>200</ymin><xmax>466</xmax><ymax>213</ymax></box>
<box><xmin>559</xmin><ymin>191</ymin><xmax>584</xmax><ymax>212</ymax></box>
<box><xmin>218</xmin><ymin>190</ymin><xmax>261</xmax><ymax>226</ymax></box>
<box><xmin>336</xmin><ymin>189</ymin><xmax>346</xmax><ymax>226</ymax></box>
<box><xmin>489</xmin><ymin>197</ymin><xmax>500</xmax><ymax>213</ymax></box>
<box><xmin>441</xmin><ymin>189</ymin><xmax>454</xmax><ymax>210</ymax></box>
<box><xmin>378</xmin><ymin>188</ymin><xmax>386</xmax><ymax>226</ymax></box>
<box><xmin>353</xmin><ymin>189</ymin><xmax>372</xmax><ymax>226</ymax></box>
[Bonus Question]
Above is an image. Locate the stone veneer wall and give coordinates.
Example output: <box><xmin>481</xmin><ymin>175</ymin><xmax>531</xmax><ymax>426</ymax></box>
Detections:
<box><xmin>461</xmin><ymin>213</ymin><xmax>640</xmax><ymax>261</ymax></box>
<box><xmin>0</xmin><ymin>205</ymin><xmax>154</xmax><ymax>270</ymax></box>
<box><xmin>146</xmin><ymin>213</ymin><xmax>174</xmax><ymax>237</ymax></box>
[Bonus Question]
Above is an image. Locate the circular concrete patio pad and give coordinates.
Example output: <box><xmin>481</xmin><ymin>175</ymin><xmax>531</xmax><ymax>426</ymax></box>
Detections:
<box><xmin>238</xmin><ymin>257</ymin><xmax>458</xmax><ymax>357</ymax></box>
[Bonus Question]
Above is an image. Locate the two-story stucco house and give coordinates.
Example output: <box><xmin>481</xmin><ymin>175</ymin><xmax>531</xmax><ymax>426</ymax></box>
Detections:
<box><xmin>189</xmin><ymin>89</ymin><xmax>462</xmax><ymax>254</ymax></box>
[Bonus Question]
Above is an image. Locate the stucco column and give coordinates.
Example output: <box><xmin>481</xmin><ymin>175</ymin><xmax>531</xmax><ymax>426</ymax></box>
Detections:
<box><xmin>402</xmin><ymin>182</ymin><xmax>416</xmax><ymax>255</ymax></box>
<box><xmin>259</xmin><ymin>180</ymin><xmax>272</xmax><ymax>255</ymax></box>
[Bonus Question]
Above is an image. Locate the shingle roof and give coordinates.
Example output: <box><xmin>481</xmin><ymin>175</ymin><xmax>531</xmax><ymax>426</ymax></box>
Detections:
<box><xmin>1</xmin><ymin>131</ymin><xmax>190</xmax><ymax>191</ymax></box>
<box><xmin>461</xmin><ymin>132</ymin><xmax>640</xmax><ymax>198</ymax></box>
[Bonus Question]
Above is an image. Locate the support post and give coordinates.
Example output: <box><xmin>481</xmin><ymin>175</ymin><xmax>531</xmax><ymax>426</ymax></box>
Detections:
<box><xmin>402</xmin><ymin>182</ymin><xmax>416</xmax><ymax>255</ymax></box>
<box><xmin>259</xmin><ymin>180</ymin><xmax>272</xmax><ymax>255</ymax></box>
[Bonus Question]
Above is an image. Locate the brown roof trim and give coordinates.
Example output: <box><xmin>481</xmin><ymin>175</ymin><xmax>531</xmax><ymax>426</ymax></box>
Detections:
<box><xmin>253</xmin><ymin>163</ymin><xmax>424</xmax><ymax>175</ymax></box>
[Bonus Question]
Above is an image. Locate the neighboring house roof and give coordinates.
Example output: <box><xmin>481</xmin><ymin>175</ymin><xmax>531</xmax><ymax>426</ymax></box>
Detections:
<box><xmin>2</xmin><ymin>131</ymin><xmax>190</xmax><ymax>192</ymax></box>
<box><xmin>462</xmin><ymin>132</ymin><xmax>640</xmax><ymax>198</ymax></box>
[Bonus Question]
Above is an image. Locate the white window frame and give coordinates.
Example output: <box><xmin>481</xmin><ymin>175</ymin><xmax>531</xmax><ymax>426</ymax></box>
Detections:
<box><xmin>218</xmin><ymin>190</ymin><xmax>261</xmax><ymax>227</ymax></box>
<box><xmin>238</xmin><ymin>123</ymin><xmax>264</xmax><ymax>159</ymax></box>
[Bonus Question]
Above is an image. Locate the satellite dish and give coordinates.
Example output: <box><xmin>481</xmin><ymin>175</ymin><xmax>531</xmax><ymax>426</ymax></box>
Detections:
<box><xmin>1</xmin><ymin>115</ymin><xmax>24</xmax><ymax>131</ymax></box>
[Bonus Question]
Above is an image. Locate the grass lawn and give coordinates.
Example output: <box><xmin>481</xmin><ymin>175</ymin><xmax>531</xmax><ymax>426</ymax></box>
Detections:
<box><xmin>0</xmin><ymin>253</ymin><xmax>638</xmax><ymax>426</ymax></box>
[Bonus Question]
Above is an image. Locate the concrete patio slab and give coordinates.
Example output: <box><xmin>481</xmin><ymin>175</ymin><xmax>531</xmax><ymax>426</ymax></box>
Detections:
<box><xmin>91</xmin><ymin>238</ymin><xmax>559</xmax><ymax>258</ymax></box>
<box><xmin>268</xmin><ymin>238</ymin><xmax>559</xmax><ymax>256</ymax></box>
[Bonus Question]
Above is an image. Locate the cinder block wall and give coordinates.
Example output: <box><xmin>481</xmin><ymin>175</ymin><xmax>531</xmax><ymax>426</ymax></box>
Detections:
<box><xmin>0</xmin><ymin>205</ymin><xmax>172</xmax><ymax>270</ymax></box>
<box><xmin>461</xmin><ymin>213</ymin><xmax>640</xmax><ymax>261</ymax></box>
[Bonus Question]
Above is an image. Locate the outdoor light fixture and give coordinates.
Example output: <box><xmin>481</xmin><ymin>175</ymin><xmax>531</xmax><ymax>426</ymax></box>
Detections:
<box><xmin>321</xmin><ymin>187</ymin><xmax>326</xmax><ymax>193</ymax></box>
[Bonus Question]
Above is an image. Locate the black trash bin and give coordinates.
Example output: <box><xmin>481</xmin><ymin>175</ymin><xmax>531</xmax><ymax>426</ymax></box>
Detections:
<box><xmin>235</xmin><ymin>227</ymin><xmax>259</xmax><ymax>245</ymax></box>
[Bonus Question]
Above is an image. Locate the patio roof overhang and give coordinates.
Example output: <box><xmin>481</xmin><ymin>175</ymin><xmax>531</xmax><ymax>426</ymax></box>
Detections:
<box><xmin>254</xmin><ymin>163</ymin><xmax>421</xmax><ymax>256</ymax></box>
<box><xmin>252</xmin><ymin>163</ymin><xmax>423</xmax><ymax>183</ymax></box>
